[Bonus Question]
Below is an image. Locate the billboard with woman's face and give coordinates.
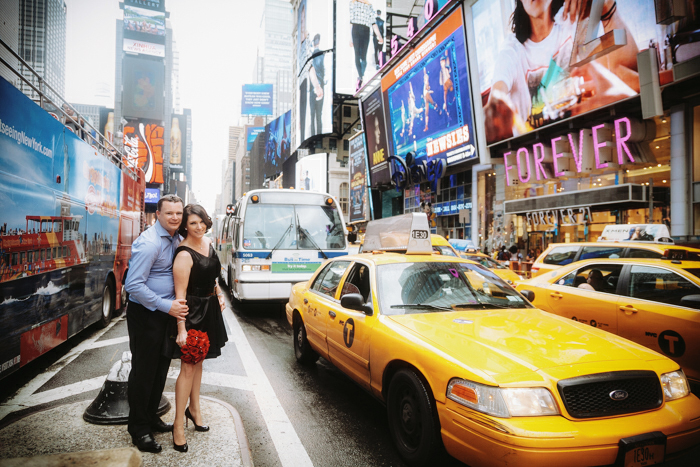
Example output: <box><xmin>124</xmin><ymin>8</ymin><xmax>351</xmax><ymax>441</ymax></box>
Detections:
<box><xmin>472</xmin><ymin>0</ymin><xmax>700</xmax><ymax>145</ymax></box>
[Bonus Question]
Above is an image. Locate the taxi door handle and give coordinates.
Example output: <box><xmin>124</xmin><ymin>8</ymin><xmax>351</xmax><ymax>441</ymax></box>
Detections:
<box><xmin>303</xmin><ymin>298</ymin><xmax>308</xmax><ymax>304</ymax></box>
<box><xmin>550</xmin><ymin>292</ymin><xmax>563</xmax><ymax>299</ymax></box>
<box><xmin>339</xmin><ymin>320</ymin><xmax>345</xmax><ymax>325</ymax></box>
<box><xmin>619</xmin><ymin>305</ymin><xmax>638</xmax><ymax>314</ymax></box>
<box><xmin>329</xmin><ymin>311</ymin><xmax>336</xmax><ymax>318</ymax></box>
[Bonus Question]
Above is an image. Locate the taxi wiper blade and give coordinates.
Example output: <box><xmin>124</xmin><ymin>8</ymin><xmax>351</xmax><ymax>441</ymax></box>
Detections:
<box><xmin>390</xmin><ymin>303</ymin><xmax>453</xmax><ymax>311</ymax></box>
<box><xmin>452</xmin><ymin>302</ymin><xmax>517</xmax><ymax>309</ymax></box>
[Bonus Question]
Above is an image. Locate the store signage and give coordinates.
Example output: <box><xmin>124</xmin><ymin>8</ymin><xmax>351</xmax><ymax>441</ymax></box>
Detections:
<box><xmin>504</xmin><ymin>117</ymin><xmax>642</xmax><ymax>186</ymax></box>
<box><xmin>525</xmin><ymin>206</ymin><xmax>592</xmax><ymax>227</ymax></box>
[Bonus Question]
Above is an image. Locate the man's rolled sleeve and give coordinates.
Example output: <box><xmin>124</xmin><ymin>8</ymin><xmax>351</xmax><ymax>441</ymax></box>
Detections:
<box><xmin>125</xmin><ymin>238</ymin><xmax>168</xmax><ymax>313</ymax></box>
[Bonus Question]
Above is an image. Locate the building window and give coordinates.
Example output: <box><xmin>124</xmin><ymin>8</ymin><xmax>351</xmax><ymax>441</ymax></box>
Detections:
<box><xmin>339</xmin><ymin>182</ymin><xmax>349</xmax><ymax>216</ymax></box>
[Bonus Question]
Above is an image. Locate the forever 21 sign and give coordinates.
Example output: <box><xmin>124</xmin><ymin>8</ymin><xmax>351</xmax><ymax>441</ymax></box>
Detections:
<box><xmin>526</xmin><ymin>207</ymin><xmax>591</xmax><ymax>228</ymax></box>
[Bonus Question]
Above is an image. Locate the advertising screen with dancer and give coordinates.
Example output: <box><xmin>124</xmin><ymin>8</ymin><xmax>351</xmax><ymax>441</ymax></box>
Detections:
<box><xmin>382</xmin><ymin>6</ymin><xmax>476</xmax><ymax>168</ymax></box>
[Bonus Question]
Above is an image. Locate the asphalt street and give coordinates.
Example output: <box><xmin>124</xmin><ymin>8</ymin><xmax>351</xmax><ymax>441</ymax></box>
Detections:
<box><xmin>0</xmin><ymin>291</ymin><xmax>697</xmax><ymax>467</ymax></box>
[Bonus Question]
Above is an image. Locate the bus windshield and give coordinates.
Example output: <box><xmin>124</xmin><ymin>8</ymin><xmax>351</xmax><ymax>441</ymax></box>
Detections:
<box><xmin>243</xmin><ymin>204</ymin><xmax>345</xmax><ymax>250</ymax></box>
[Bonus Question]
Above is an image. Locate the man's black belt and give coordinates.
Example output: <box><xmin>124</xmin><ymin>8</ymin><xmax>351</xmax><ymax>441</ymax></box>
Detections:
<box><xmin>188</xmin><ymin>286</ymin><xmax>216</xmax><ymax>297</ymax></box>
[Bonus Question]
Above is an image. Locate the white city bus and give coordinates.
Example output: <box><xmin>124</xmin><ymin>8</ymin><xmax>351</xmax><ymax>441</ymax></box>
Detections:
<box><xmin>217</xmin><ymin>189</ymin><xmax>348</xmax><ymax>302</ymax></box>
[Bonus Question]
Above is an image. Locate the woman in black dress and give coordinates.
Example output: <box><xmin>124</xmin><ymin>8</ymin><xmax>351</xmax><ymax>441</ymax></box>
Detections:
<box><xmin>168</xmin><ymin>204</ymin><xmax>227</xmax><ymax>452</ymax></box>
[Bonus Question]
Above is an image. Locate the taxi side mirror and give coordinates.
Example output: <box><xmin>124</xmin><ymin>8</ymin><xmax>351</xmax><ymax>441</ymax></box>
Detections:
<box><xmin>520</xmin><ymin>289</ymin><xmax>535</xmax><ymax>302</ymax></box>
<box><xmin>680</xmin><ymin>294</ymin><xmax>700</xmax><ymax>310</ymax></box>
<box><xmin>341</xmin><ymin>293</ymin><xmax>373</xmax><ymax>316</ymax></box>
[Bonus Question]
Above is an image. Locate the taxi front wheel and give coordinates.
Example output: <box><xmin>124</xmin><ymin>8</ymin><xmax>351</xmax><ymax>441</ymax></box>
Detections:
<box><xmin>387</xmin><ymin>369</ymin><xmax>441</xmax><ymax>466</ymax></box>
<box><xmin>293</xmin><ymin>313</ymin><xmax>319</xmax><ymax>365</ymax></box>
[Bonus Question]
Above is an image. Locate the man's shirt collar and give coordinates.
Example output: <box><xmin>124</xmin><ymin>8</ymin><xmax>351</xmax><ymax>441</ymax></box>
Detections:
<box><xmin>154</xmin><ymin>220</ymin><xmax>179</xmax><ymax>240</ymax></box>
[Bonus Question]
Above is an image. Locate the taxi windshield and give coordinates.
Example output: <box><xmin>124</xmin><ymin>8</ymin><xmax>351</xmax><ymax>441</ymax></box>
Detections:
<box><xmin>377</xmin><ymin>262</ymin><xmax>531</xmax><ymax>315</ymax></box>
<box><xmin>461</xmin><ymin>254</ymin><xmax>507</xmax><ymax>269</ymax></box>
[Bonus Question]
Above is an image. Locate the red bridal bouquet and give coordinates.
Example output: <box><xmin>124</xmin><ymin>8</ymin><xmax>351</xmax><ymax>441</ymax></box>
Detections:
<box><xmin>180</xmin><ymin>329</ymin><xmax>210</xmax><ymax>364</ymax></box>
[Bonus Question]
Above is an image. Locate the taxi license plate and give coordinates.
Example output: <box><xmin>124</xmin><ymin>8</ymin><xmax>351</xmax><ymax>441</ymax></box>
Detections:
<box><xmin>618</xmin><ymin>432</ymin><xmax>666</xmax><ymax>467</ymax></box>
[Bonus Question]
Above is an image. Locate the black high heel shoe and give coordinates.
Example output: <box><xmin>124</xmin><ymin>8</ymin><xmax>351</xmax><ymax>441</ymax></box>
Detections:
<box><xmin>172</xmin><ymin>431</ymin><xmax>188</xmax><ymax>453</ymax></box>
<box><xmin>185</xmin><ymin>407</ymin><xmax>210</xmax><ymax>432</ymax></box>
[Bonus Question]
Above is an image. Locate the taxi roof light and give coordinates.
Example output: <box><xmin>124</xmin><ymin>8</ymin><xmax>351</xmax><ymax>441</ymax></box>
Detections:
<box><xmin>363</xmin><ymin>213</ymin><xmax>432</xmax><ymax>255</ymax></box>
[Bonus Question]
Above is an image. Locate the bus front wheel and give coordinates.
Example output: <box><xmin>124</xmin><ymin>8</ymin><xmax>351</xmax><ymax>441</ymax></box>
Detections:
<box><xmin>99</xmin><ymin>280</ymin><xmax>115</xmax><ymax>328</ymax></box>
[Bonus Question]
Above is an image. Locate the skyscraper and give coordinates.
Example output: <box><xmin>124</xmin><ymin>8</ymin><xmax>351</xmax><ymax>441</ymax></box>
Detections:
<box><xmin>17</xmin><ymin>0</ymin><xmax>66</xmax><ymax>100</ymax></box>
<box><xmin>257</xmin><ymin>0</ymin><xmax>293</xmax><ymax>117</ymax></box>
<box><xmin>0</xmin><ymin>1</ymin><xmax>19</xmax><ymax>86</ymax></box>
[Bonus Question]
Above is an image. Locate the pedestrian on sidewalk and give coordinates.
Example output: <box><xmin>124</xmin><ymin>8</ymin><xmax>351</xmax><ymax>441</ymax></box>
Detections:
<box><xmin>166</xmin><ymin>204</ymin><xmax>228</xmax><ymax>453</ymax></box>
<box><xmin>124</xmin><ymin>194</ymin><xmax>188</xmax><ymax>454</ymax></box>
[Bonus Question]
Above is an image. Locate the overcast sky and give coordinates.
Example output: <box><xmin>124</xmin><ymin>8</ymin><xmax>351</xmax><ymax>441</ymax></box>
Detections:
<box><xmin>64</xmin><ymin>0</ymin><xmax>265</xmax><ymax>213</ymax></box>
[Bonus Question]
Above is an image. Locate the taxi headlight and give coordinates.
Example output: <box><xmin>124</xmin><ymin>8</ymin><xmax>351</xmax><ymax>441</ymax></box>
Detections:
<box><xmin>447</xmin><ymin>379</ymin><xmax>559</xmax><ymax>418</ymax></box>
<box><xmin>500</xmin><ymin>388</ymin><xmax>559</xmax><ymax>416</ymax></box>
<box><xmin>660</xmin><ymin>370</ymin><xmax>690</xmax><ymax>401</ymax></box>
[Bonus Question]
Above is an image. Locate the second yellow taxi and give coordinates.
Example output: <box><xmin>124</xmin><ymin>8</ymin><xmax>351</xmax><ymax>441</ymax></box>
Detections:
<box><xmin>286</xmin><ymin>214</ymin><xmax>700</xmax><ymax>467</ymax></box>
<box><xmin>516</xmin><ymin>257</ymin><xmax>700</xmax><ymax>394</ymax></box>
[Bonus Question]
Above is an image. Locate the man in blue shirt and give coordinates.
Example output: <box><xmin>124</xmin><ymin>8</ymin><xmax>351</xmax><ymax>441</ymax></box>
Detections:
<box><xmin>125</xmin><ymin>194</ymin><xmax>188</xmax><ymax>453</ymax></box>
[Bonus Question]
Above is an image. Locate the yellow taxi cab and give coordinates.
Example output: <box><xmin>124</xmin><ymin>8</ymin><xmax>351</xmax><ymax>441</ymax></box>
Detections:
<box><xmin>516</xmin><ymin>257</ymin><xmax>700</xmax><ymax>394</ymax></box>
<box><xmin>430</xmin><ymin>234</ymin><xmax>460</xmax><ymax>257</ymax></box>
<box><xmin>286</xmin><ymin>214</ymin><xmax>700</xmax><ymax>467</ymax></box>
<box><xmin>530</xmin><ymin>241</ymin><xmax>700</xmax><ymax>278</ymax></box>
<box><xmin>458</xmin><ymin>249</ymin><xmax>523</xmax><ymax>284</ymax></box>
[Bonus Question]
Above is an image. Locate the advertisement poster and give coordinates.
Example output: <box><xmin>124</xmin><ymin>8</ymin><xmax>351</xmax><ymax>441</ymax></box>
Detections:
<box><xmin>382</xmin><ymin>6</ymin><xmax>476</xmax><ymax>168</ymax></box>
<box><xmin>295</xmin><ymin>0</ymin><xmax>334</xmax><ymax>149</ymax></box>
<box><xmin>336</xmin><ymin>0</ymin><xmax>387</xmax><ymax>94</ymax></box>
<box><xmin>264</xmin><ymin>111</ymin><xmax>292</xmax><ymax>177</ymax></box>
<box><xmin>471</xmin><ymin>0</ymin><xmax>700</xmax><ymax>145</ymax></box>
<box><xmin>241</xmin><ymin>84</ymin><xmax>273</xmax><ymax>116</ymax></box>
<box><xmin>123</xmin><ymin>118</ymin><xmax>165</xmax><ymax>184</ymax></box>
<box><xmin>169</xmin><ymin>113</ymin><xmax>187</xmax><ymax>173</ymax></box>
<box><xmin>123</xmin><ymin>38</ymin><xmax>165</xmax><ymax>57</ymax></box>
<box><xmin>348</xmin><ymin>133</ymin><xmax>369</xmax><ymax>223</ymax></box>
<box><xmin>296</xmin><ymin>153</ymin><xmax>328</xmax><ymax>193</ymax></box>
<box><xmin>360</xmin><ymin>88</ymin><xmax>391</xmax><ymax>187</ymax></box>
<box><xmin>123</xmin><ymin>4</ymin><xmax>166</xmax><ymax>36</ymax></box>
<box><xmin>122</xmin><ymin>57</ymin><xmax>164</xmax><ymax>121</ymax></box>
<box><xmin>246</xmin><ymin>126</ymin><xmax>265</xmax><ymax>151</ymax></box>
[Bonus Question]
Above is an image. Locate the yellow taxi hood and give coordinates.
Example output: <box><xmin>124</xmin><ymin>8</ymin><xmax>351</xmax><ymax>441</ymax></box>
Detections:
<box><xmin>385</xmin><ymin>308</ymin><xmax>664</xmax><ymax>382</ymax></box>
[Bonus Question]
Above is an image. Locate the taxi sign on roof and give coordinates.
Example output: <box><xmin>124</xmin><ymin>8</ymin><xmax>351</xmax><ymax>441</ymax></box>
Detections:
<box><xmin>363</xmin><ymin>213</ymin><xmax>432</xmax><ymax>255</ymax></box>
<box><xmin>598</xmin><ymin>224</ymin><xmax>673</xmax><ymax>244</ymax></box>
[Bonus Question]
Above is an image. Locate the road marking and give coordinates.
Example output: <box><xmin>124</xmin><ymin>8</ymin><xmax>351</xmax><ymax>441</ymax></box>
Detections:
<box><xmin>223</xmin><ymin>309</ymin><xmax>314</xmax><ymax>467</ymax></box>
<box><xmin>167</xmin><ymin>367</ymin><xmax>252</xmax><ymax>392</ymax></box>
<box><xmin>19</xmin><ymin>376</ymin><xmax>106</xmax><ymax>408</ymax></box>
<box><xmin>0</xmin><ymin>317</ymin><xmax>123</xmax><ymax>421</ymax></box>
<box><xmin>88</xmin><ymin>336</ymin><xmax>130</xmax><ymax>349</ymax></box>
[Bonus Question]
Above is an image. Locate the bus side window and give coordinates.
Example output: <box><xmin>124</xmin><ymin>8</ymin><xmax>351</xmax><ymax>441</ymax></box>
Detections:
<box><xmin>233</xmin><ymin>221</ymin><xmax>240</xmax><ymax>250</ymax></box>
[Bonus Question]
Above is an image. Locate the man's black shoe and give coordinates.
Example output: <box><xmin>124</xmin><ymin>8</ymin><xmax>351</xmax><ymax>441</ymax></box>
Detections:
<box><xmin>132</xmin><ymin>433</ymin><xmax>162</xmax><ymax>453</ymax></box>
<box><xmin>151</xmin><ymin>419</ymin><xmax>174</xmax><ymax>432</ymax></box>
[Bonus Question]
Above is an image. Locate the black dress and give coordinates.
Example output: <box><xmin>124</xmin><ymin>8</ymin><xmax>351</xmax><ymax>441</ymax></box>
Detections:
<box><xmin>164</xmin><ymin>245</ymin><xmax>228</xmax><ymax>360</ymax></box>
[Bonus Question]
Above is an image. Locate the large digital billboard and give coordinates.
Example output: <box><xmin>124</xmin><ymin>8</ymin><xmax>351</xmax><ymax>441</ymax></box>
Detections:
<box><xmin>123</xmin><ymin>38</ymin><xmax>165</xmax><ymax>57</ymax></box>
<box><xmin>246</xmin><ymin>126</ymin><xmax>265</xmax><ymax>151</ymax></box>
<box><xmin>123</xmin><ymin>4</ymin><xmax>166</xmax><ymax>37</ymax></box>
<box><xmin>169</xmin><ymin>113</ymin><xmax>188</xmax><ymax>174</ymax></box>
<box><xmin>263</xmin><ymin>110</ymin><xmax>291</xmax><ymax>178</ymax></box>
<box><xmin>360</xmin><ymin>88</ymin><xmax>391</xmax><ymax>187</ymax></box>
<box><xmin>296</xmin><ymin>153</ymin><xmax>327</xmax><ymax>193</ymax></box>
<box><xmin>336</xmin><ymin>0</ymin><xmax>386</xmax><ymax>94</ymax></box>
<box><xmin>382</xmin><ymin>6</ymin><xmax>476</xmax><ymax>168</ymax></box>
<box><xmin>122</xmin><ymin>56</ymin><xmax>164</xmax><ymax>121</ymax></box>
<box><xmin>348</xmin><ymin>133</ymin><xmax>369</xmax><ymax>223</ymax></box>
<box><xmin>295</xmin><ymin>0</ymin><xmax>334</xmax><ymax>149</ymax></box>
<box><xmin>241</xmin><ymin>84</ymin><xmax>273</xmax><ymax>116</ymax></box>
<box><xmin>472</xmin><ymin>0</ymin><xmax>700</xmax><ymax>145</ymax></box>
<box><xmin>123</xmin><ymin>118</ymin><xmax>164</xmax><ymax>184</ymax></box>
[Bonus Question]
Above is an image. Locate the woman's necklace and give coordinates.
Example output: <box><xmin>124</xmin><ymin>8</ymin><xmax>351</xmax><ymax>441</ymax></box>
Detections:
<box><xmin>192</xmin><ymin>241</ymin><xmax>207</xmax><ymax>253</ymax></box>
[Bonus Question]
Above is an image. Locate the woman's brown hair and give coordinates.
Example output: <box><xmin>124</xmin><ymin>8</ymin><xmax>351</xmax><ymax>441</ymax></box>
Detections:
<box><xmin>178</xmin><ymin>204</ymin><xmax>213</xmax><ymax>238</ymax></box>
<box><xmin>511</xmin><ymin>0</ymin><xmax>565</xmax><ymax>44</ymax></box>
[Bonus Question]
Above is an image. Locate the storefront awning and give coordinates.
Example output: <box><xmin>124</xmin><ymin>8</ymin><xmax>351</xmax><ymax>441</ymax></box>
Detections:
<box><xmin>504</xmin><ymin>184</ymin><xmax>649</xmax><ymax>215</ymax></box>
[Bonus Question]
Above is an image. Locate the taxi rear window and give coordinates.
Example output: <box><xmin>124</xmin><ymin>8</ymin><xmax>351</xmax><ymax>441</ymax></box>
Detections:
<box><xmin>627</xmin><ymin>248</ymin><xmax>663</xmax><ymax>259</ymax></box>
<box><xmin>580</xmin><ymin>246</ymin><xmax>624</xmax><ymax>260</ymax></box>
<box><xmin>543</xmin><ymin>246</ymin><xmax>579</xmax><ymax>265</ymax></box>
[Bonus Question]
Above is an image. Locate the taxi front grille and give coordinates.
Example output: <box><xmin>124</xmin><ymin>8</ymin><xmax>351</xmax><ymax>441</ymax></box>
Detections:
<box><xmin>557</xmin><ymin>371</ymin><xmax>663</xmax><ymax>419</ymax></box>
